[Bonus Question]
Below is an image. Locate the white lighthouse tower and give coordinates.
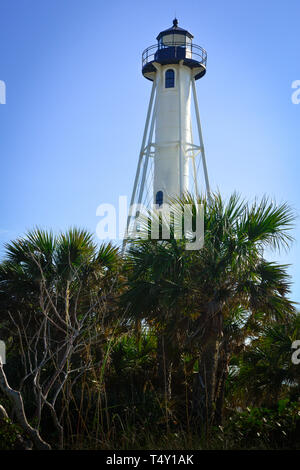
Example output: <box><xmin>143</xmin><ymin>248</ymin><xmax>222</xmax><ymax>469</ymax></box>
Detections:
<box><xmin>126</xmin><ymin>19</ymin><xmax>210</xmax><ymax>237</ymax></box>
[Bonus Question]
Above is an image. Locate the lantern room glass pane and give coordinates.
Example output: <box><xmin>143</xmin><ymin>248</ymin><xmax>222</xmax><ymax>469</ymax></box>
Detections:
<box><xmin>162</xmin><ymin>33</ymin><xmax>186</xmax><ymax>46</ymax></box>
<box><xmin>186</xmin><ymin>36</ymin><xmax>192</xmax><ymax>58</ymax></box>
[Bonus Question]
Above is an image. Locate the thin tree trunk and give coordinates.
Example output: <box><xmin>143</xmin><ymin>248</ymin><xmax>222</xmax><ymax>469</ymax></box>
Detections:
<box><xmin>135</xmin><ymin>319</ymin><xmax>142</xmax><ymax>345</ymax></box>
<box><xmin>191</xmin><ymin>306</ymin><xmax>223</xmax><ymax>433</ymax></box>
<box><xmin>213</xmin><ymin>349</ymin><xmax>230</xmax><ymax>426</ymax></box>
<box><xmin>157</xmin><ymin>333</ymin><xmax>173</xmax><ymax>401</ymax></box>
<box><xmin>200</xmin><ymin>335</ymin><xmax>220</xmax><ymax>428</ymax></box>
<box><xmin>0</xmin><ymin>404</ymin><xmax>8</xmax><ymax>419</ymax></box>
<box><xmin>192</xmin><ymin>333</ymin><xmax>220</xmax><ymax>433</ymax></box>
<box><xmin>0</xmin><ymin>364</ymin><xmax>51</xmax><ymax>450</ymax></box>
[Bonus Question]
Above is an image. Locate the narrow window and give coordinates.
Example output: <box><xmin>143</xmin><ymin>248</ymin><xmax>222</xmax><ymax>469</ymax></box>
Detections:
<box><xmin>165</xmin><ymin>69</ymin><xmax>175</xmax><ymax>88</ymax></box>
<box><xmin>156</xmin><ymin>190</ymin><xmax>163</xmax><ymax>207</ymax></box>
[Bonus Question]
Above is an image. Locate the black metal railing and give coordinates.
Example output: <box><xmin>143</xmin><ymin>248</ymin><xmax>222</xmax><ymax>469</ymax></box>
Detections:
<box><xmin>142</xmin><ymin>42</ymin><xmax>207</xmax><ymax>68</ymax></box>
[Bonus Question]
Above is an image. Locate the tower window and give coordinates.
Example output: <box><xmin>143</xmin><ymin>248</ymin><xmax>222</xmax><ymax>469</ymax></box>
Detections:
<box><xmin>155</xmin><ymin>190</ymin><xmax>163</xmax><ymax>207</ymax></box>
<box><xmin>165</xmin><ymin>69</ymin><xmax>175</xmax><ymax>88</ymax></box>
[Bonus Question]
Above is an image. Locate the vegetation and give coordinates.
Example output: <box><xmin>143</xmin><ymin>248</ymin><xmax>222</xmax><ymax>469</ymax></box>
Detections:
<box><xmin>0</xmin><ymin>193</ymin><xmax>299</xmax><ymax>450</ymax></box>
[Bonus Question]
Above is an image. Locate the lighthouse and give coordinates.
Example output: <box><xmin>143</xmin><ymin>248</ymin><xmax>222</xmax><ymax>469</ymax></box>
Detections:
<box><xmin>125</xmin><ymin>19</ymin><xmax>210</xmax><ymax>238</ymax></box>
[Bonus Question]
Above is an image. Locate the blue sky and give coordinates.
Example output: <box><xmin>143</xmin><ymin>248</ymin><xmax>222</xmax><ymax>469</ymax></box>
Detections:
<box><xmin>0</xmin><ymin>0</ymin><xmax>299</xmax><ymax>303</ymax></box>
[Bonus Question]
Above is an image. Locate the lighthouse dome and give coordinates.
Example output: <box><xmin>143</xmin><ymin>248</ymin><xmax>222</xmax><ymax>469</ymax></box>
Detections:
<box><xmin>156</xmin><ymin>18</ymin><xmax>194</xmax><ymax>44</ymax></box>
<box><xmin>142</xmin><ymin>19</ymin><xmax>207</xmax><ymax>81</ymax></box>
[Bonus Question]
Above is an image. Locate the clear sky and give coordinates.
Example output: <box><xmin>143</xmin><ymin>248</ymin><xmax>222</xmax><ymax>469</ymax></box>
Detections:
<box><xmin>0</xmin><ymin>0</ymin><xmax>299</xmax><ymax>303</ymax></box>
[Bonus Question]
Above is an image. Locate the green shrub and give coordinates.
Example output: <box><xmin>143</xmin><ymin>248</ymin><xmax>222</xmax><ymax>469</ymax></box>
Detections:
<box><xmin>213</xmin><ymin>400</ymin><xmax>300</xmax><ymax>449</ymax></box>
<box><xmin>0</xmin><ymin>417</ymin><xmax>23</xmax><ymax>450</ymax></box>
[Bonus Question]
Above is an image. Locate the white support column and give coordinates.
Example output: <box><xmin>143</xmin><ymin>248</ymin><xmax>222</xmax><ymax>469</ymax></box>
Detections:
<box><xmin>123</xmin><ymin>80</ymin><xmax>157</xmax><ymax>249</ymax></box>
<box><xmin>190</xmin><ymin>117</ymin><xmax>199</xmax><ymax>199</ymax></box>
<box><xmin>178</xmin><ymin>63</ymin><xmax>183</xmax><ymax>196</ymax></box>
<box><xmin>137</xmin><ymin>74</ymin><xmax>159</xmax><ymax>205</ymax></box>
<box><xmin>191</xmin><ymin>79</ymin><xmax>211</xmax><ymax>200</ymax></box>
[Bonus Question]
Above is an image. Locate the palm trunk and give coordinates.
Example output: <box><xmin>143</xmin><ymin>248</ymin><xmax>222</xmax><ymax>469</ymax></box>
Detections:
<box><xmin>198</xmin><ymin>335</ymin><xmax>220</xmax><ymax>430</ymax></box>
<box><xmin>213</xmin><ymin>348</ymin><xmax>230</xmax><ymax>426</ymax></box>
<box><xmin>192</xmin><ymin>308</ymin><xmax>223</xmax><ymax>433</ymax></box>
<box><xmin>157</xmin><ymin>332</ymin><xmax>173</xmax><ymax>401</ymax></box>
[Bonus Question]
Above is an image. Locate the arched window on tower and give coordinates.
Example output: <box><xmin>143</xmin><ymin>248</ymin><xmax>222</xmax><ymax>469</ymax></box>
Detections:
<box><xmin>155</xmin><ymin>190</ymin><xmax>163</xmax><ymax>207</ymax></box>
<box><xmin>165</xmin><ymin>69</ymin><xmax>175</xmax><ymax>88</ymax></box>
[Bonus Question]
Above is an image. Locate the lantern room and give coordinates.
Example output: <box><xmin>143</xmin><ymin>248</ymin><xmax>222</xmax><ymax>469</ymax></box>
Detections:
<box><xmin>142</xmin><ymin>19</ymin><xmax>207</xmax><ymax>81</ymax></box>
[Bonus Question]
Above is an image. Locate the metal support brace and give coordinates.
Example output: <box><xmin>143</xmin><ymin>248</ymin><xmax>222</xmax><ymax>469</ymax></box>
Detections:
<box><xmin>191</xmin><ymin>79</ymin><xmax>211</xmax><ymax>201</ymax></box>
<box><xmin>122</xmin><ymin>80</ymin><xmax>157</xmax><ymax>251</ymax></box>
<box><xmin>137</xmin><ymin>76</ymin><xmax>159</xmax><ymax>205</ymax></box>
<box><xmin>189</xmin><ymin>117</ymin><xmax>199</xmax><ymax>199</ymax></box>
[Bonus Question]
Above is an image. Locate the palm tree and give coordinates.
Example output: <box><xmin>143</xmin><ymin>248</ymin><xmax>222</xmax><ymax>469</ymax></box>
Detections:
<box><xmin>0</xmin><ymin>228</ymin><xmax>121</xmax><ymax>448</ymax></box>
<box><xmin>122</xmin><ymin>192</ymin><xmax>296</xmax><ymax>431</ymax></box>
<box><xmin>231</xmin><ymin>312</ymin><xmax>300</xmax><ymax>408</ymax></box>
<box><xmin>0</xmin><ymin>227</ymin><xmax>119</xmax><ymax>320</ymax></box>
<box><xmin>0</xmin><ymin>226</ymin><xmax>122</xmax><ymax>372</ymax></box>
<box><xmin>121</xmin><ymin>235</ymin><xmax>191</xmax><ymax>401</ymax></box>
